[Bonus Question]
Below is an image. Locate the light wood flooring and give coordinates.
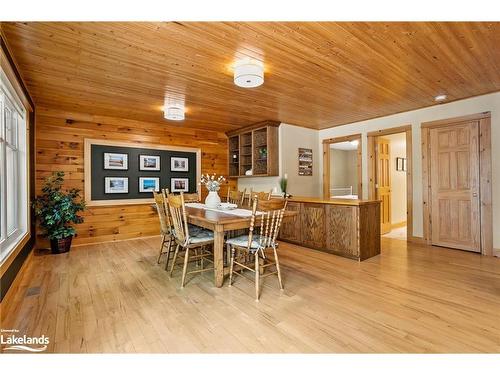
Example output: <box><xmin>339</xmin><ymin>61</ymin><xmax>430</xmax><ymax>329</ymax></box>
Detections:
<box><xmin>1</xmin><ymin>237</ymin><xmax>499</xmax><ymax>353</ymax></box>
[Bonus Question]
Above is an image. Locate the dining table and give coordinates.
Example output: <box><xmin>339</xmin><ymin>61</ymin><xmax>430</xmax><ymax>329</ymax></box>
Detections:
<box><xmin>184</xmin><ymin>203</ymin><xmax>295</xmax><ymax>287</ymax></box>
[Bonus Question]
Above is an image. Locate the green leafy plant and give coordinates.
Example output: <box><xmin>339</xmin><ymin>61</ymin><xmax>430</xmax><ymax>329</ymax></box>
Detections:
<box><xmin>32</xmin><ymin>171</ymin><xmax>86</xmax><ymax>240</ymax></box>
<box><xmin>280</xmin><ymin>176</ymin><xmax>288</xmax><ymax>195</ymax></box>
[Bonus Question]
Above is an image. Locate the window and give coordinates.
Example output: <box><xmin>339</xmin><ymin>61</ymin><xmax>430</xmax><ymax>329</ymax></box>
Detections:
<box><xmin>0</xmin><ymin>66</ymin><xmax>28</xmax><ymax>265</ymax></box>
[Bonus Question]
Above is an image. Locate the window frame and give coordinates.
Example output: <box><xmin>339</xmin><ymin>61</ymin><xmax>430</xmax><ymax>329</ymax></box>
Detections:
<box><xmin>0</xmin><ymin>65</ymin><xmax>29</xmax><ymax>266</ymax></box>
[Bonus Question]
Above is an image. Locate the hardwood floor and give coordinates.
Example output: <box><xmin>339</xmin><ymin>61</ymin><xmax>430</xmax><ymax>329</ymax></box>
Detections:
<box><xmin>1</xmin><ymin>237</ymin><xmax>499</xmax><ymax>353</ymax></box>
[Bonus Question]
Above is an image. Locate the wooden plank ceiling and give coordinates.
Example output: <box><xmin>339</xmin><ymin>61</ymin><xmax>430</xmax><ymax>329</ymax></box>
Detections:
<box><xmin>2</xmin><ymin>22</ymin><xmax>499</xmax><ymax>132</ymax></box>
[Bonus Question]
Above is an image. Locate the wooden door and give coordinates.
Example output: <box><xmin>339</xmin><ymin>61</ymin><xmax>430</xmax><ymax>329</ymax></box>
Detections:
<box><xmin>376</xmin><ymin>138</ymin><xmax>391</xmax><ymax>234</ymax></box>
<box><xmin>429</xmin><ymin>121</ymin><xmax>480</xmax><ymax>252</ymax></box>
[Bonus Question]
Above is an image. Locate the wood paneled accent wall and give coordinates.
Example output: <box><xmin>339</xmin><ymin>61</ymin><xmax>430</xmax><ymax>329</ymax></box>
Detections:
<box><xmin>35</xmin><ymin>107</ymin><xmax>235</xmax><ymax>246</ymax></box>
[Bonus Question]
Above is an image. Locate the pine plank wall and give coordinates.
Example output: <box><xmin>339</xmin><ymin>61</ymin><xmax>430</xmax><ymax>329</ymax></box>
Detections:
<box><xmin>35</xmin><ymin>107</ymin><xmax>235</xmax><ymax>247</ymax></box>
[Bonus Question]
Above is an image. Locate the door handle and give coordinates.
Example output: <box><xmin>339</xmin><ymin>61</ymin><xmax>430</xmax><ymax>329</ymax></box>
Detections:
<box><xmin>472</xmin><ymin>192</ymin><xmax>478</xmax><ymax>197</ymax></box>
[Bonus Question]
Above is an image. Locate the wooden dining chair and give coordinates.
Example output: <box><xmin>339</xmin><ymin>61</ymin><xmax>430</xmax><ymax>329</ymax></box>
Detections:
<box><xmin>227</xmin><ymin>198</ymin><xmax>288</xmax><ymax>301</ymax></box>
<box><xmin>166</xmin><ymin>192</ymin><xmax>215</xmax><ymax>288</ymax></box>
<box><xmin>227</xmin><ymin>188</ymin><xmax>246</xmax><ymax>206</ymax></box>
<box><xmin>244</xmin><ymin>188</ymin><xmax>253</xmax><ymax>207</ymax></box>
<box><xmin>183</xmin><ymin>192</ymin><xmax>200</xmax><ymax>203</ymax></box>
<box><xmin>152</xmin><ymin>190</ymin><xmax>175</xmax><ymax>267</ymax></box>
<box><xmin>252</xmin><ymin>190</ymin><xmax>272</xmax><ymax>201</ymax></box>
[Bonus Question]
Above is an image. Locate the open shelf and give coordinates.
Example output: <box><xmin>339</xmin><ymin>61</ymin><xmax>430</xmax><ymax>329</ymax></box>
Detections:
<box><xmin>226</xmin><ymin>121</ymin><xmax>279</xmax><ymax>178</ymax></box>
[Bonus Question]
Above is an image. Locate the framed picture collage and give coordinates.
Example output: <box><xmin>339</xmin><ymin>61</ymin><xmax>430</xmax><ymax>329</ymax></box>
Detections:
<box><xmin>88</xmin><ymin>142</ymin><xmax>198</xmax><ymax>202</ymax></box>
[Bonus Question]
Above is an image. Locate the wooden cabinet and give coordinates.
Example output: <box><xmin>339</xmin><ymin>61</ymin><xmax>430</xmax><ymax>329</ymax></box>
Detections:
<box><xmin>325</xmin><ymin>205</ymin><xmax>358</xmax><ymax>258</ymax></box>
<box><xmin>279</xmin><ymin>202</ymin><xmax>302</xmax><ymax>243</ymax></box>
<box><xmin>227</xmin><ymin>121</ymin><xmax>279</xmax><ymax>178</ymax></box>
<box><xmin>301</xmin><ymin>203</ymin><xmax>326</xmax><ymax>249</ymax></box>
<box><xmin>278</xmin><ymin>198</ymin><xmax>380</xmax><ymax>261</ymax></box>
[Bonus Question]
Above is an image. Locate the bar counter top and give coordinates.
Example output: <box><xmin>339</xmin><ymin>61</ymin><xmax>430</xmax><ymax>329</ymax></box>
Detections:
<box><xmin>287</xmin><ymin>196</ymin><xmax>380</xmax><ymax>206</ymax></box>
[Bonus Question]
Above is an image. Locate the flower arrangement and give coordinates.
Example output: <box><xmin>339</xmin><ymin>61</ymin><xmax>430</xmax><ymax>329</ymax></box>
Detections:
<box><xmin>200</xmin><ymin>173</ymin><xmax>226</xmax><ymax>192</ymax></box>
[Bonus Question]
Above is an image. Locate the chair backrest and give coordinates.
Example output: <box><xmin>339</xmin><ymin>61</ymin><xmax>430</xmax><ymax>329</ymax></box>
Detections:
<box><xmin>183</xmin><ymin>192</ymin><xmax>200</xmax><ymax>203</ymax></box>
<box><xmin>153</xmin><ymin>190</ymin><xmax>171</xmax><ymax>234</ymax></box>
<box><xmin>253</xmin><ymin>190</ymin><xmax>272</xmax><ymax>202</ymax></box>
<box><xmin>227</xmin><ymin>188</ymin><xmax>246</xmax><ymax>206</ymax></box>
<box><xmin>247</xmin><ymin>198</ymin><xmax>288</xmax><ymax>250</ymax></box>
<box><xmin>243</xmin><ymin>188</ymin><xmax>253</xmax><ymax>207</ymax></box>
<box><xmin>166</xmin><ymin>191</ymin><xmax>189</xmax><ymax>244</ymax></box>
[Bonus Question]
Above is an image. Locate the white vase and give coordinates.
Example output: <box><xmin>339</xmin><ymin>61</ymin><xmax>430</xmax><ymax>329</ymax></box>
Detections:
<box><xmin>205</xmin><ymin>191</ymin><xmax>221</xmax><ymax>208</ymax></box>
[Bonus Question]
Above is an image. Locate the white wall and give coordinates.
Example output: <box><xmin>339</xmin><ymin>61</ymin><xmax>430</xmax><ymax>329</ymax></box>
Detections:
<box><xmin>238</xmin><ymin>123</ymin><xmax>321</xmax><ymax>197</ymax></box>
<box><xmin>318</xmin><ymin>92</ymin><xmax>500</xmax><ymax>248</ymax></box>
<box><xmin>384</xmin><ymin>132</ymin><xmax>407</xmax><ymax>225</ymax></box>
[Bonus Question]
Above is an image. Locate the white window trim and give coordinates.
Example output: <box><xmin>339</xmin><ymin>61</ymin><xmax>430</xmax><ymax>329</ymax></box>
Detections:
<box><xmin>0</xmin><ymin>65</ymin><xmax>30</xmax><ymax>268</ymax></box>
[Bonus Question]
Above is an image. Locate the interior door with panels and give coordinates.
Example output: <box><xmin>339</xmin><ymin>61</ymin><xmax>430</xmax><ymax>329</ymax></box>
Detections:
<box><xmin>376</xmin><ymin>138</ymin><xmax>391</xmax><ymax>234</ymax></box>
<box><xmin>429</xmin><ymin>121</ymin><xmax>480</xmax><ymax>252</ymax></box>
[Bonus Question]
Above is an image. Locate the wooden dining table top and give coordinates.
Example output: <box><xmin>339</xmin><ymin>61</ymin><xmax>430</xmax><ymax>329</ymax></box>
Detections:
<box><xmin>185</xmin><ymin>205</ymin><xmax>296</xmax><ymax>229</ymax></box>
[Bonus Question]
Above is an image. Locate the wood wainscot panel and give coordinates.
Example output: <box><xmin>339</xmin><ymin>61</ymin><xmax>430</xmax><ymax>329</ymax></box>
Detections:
<box><xmin>358</xmin><ymin>202</ymin><xmax>381</xmax><ymax>260</ymax></box>
<box><xmin>35</xmin><ymin>109</ymin><xmax>231</xmax><ymax>247</ymax></box>
<box><xmin>279</xmin><ymin>202</ymin><xmax>302</xmax><ymax>244</ymax></box>
<box><xmin>325</xmin><ymin>205</ymin><xmax>359</xmax><ymax>259</ymax></box>
<box><xmin>300</xmin><ymin>203</ymin><xmax>326</xmax><ymax>250</ymax></box>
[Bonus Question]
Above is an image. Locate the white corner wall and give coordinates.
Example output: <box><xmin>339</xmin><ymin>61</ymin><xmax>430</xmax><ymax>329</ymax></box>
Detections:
<box><xmin>318</xmin><ymin>92</ymin><xmax>500</xmax><ymax>248</ymax></box>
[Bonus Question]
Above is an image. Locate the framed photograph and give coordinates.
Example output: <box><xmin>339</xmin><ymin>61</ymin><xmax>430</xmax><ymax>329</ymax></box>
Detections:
<box><xmin>139</xmin><ymin>177</ymin><xmax>160</xmax><ymax>193</ymax></box>
<box><xmin>139</xmin><ymin>155</ymin><xmax>161</xmax><ymax>171</ymax></box>
<box><xmin>298</xmin><ymin>148</ymin><xmax>313</xmax><ymax>176</ymax></box>
<box><xmin>105</xmin><ymin>177</ymin><xmax>129</xmax><ymax>194</ymax></box>
<box><xmin>171</xmin><ymin>157</ymin><xmax>189</xmax><ymax>172</ymax></box>
<box><xmin>171</xmin><ymin>178</ymin><xmax>189</xmax><ymax>192</ymax></box>
<box><xmin>396</xmin><ymin>157</ymin><xmax>405</xmax><ymax>171</ymax></box>
<box><xmin>104</xmin><ymin>153</ymin><xmax>128</xmax><ymax>170</ymax></box>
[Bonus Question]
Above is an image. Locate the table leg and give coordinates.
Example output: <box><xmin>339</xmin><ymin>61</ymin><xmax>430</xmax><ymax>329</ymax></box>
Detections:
<box><xmin>213</xmin><ymin>224</ymin><xmax>225</xmax><ymax>287</ymax></box>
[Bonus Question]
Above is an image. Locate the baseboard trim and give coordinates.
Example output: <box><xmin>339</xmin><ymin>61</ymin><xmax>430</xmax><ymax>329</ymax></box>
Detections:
<box><xmin>0</xmin><ymin>247</ymin><xmax>34</xmax><ymax>306</ymax></box>
<box><xmin>493</xmin><ymin>248</ymin><xmax>500</xmax><ymax>258</ymax></box>
<box><xmin>391</xmin><ymin>221</ymin><xmax>407</xmax><ymax>230</ymax></box>
<box><xmin>407</xmin><ymin>236</ymin><xmax>427</xmax><ymax>244</ymax></box>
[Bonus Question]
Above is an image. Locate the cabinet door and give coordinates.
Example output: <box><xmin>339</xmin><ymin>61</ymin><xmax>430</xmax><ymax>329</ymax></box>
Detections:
<box><xmin>279</xmin><ymin>202</ymin><xmax>302</xmax><ymax>243</ymax></box>
<box><xmin>325</xmin><ymin>205</ymin><xmax>359</xmax><ymax>258</ymax></box>
<box><xmin>301</xmin><ymin>203</ymin><xmax>326</xmax><ymax>249</ymax></box>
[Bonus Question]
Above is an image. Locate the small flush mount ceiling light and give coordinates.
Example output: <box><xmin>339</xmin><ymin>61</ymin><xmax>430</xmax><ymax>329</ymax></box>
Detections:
<box><xmin>163</xmin><ymin>95</ymin><xmax>185</xmax><ymax>121</ymax></box>
<box><xmin>164</xmin><ymin>105</ymin><xmax>185</xmax><ymax>121</ymax></box>
<box><xmin>234</xmin><ymin>58</ymin><xmax>264</xmax><ymax>88</ymax></box>
<box><xmin>350</xmin><ymin>140</ymin><xmax>359</xmax><ymax>147</ymax></box>
<box><xmin>434</xmin><ymin>94</ymin><xmax>447</xmax><ymax>102</ymax></box>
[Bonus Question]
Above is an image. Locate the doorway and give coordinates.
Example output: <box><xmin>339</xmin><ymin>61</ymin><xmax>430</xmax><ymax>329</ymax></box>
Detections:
<box><xmin>368</xmin><ymin>125</ymin><xmax>413</xmax><ymax>240</ymax></box>
<box><xmin>421</xmin><ymin>112</ymin><xmax>492</xmax><ymax>255</ymax></box>
<box><xmin>322</xmin><ymin>134</ymin><xmax>362</xmax><ymax>199</ymax></box>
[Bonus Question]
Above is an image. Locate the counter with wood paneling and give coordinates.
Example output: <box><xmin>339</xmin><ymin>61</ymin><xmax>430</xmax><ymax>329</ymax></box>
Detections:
<box><xmin>279</xmin><ymin>196</ymin><xmax>380</xmax><ymax>261</ymax></box>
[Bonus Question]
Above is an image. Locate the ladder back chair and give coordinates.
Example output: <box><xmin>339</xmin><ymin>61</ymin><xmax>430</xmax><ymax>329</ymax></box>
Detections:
<box><xmin>253</xmin><ymin>190</ymin><xmax>272</xmax><ymax>202</ymax></box>
<box><xmin>153</xmin><ymin>189</ymin><xmax>175</xmax><ymax>267</ymax></box>
<box><xmin>227</xmin><ymin>188</ymin><xmax>246</xmax><ymax>206</ymax></box>
<box><xmin>227</xmin><ymin>198</ymin><xmax>288</xmax><ymax>301</ymax></box>
<box><xmin>166</xmin><ymin>192</ymin><xmax>215</xmax><ymax>288</ymax></box>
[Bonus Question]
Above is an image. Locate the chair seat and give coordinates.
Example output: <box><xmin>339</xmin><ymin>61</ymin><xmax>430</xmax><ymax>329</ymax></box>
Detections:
<box><xmin>188</xmin><ymin>228</ymin><xmax>214</xmax><ymax>244</ymax></box>
<box><xmin>226</xmin><ymin>235</ymin><xmax>274</xmax><ymax>251</ymax></box>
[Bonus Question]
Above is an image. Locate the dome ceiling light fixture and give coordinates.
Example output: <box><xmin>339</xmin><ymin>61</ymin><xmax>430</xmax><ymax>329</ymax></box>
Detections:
<box><xmin>164</xmin><ymin>105</ymin><xmax>185</xmax><ymax>121</ymax></box>
<box><xmin>233</xmin><ymin>58</ymin><xmax>264</xmax><ymax>88</ymax></box>
<box><xmin>434</xmin><ymin>94</ymin><xmax>447</xmax><ymax>102</ymax></box>
<box><xmin>163</xmin><ymin>95</ymin><xmax>185</xmax><ymax>121</ymax></box>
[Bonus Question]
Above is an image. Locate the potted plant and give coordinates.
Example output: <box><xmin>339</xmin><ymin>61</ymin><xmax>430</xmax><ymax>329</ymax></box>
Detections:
<box><xmin>33</xmin><ymin>171</ymin><xmax>86</xmax><ymax>254</ymax></box>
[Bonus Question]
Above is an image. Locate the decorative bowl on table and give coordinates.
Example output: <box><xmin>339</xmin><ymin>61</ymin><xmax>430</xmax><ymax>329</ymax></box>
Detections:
<box><xmin>218</xmin><ymin>202</ymin><xmax>237</xmax><ymax>210</ymax></box>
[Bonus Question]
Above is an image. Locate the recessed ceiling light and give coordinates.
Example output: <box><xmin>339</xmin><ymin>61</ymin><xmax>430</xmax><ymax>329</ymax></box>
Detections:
<box><xmin>434</xmin><ymin>94</ymin><xmax>447</xmax><ymax>102</ymax></box>
<box><xmin>234</xmin><ymin>58</ymin><xmax>264</xmax><ymax>88</ymax></box>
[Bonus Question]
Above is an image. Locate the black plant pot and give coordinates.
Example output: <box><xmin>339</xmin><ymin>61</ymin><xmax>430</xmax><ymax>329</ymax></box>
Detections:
<box><xmin>50</xmin><ymin>236</ymin><xmax>73</xmax><ymax>254</ymax></box>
